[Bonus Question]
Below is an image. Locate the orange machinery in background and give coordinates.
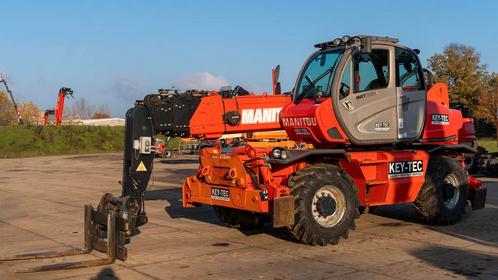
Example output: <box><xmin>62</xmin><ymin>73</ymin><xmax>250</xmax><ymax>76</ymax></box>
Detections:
<box><xmin>43</xmin><ymin>87</ymin><xmax>73</xmax><ymax>126</ymax></box>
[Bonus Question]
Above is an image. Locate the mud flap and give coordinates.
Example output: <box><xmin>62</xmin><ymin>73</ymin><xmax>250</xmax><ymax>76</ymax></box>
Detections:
<box><xmin>272</xmin><ymin>196</ymin><xmax>295</xmax><ymax>228</ymax></box>
<box><xmin>469</xmin><ymin>186</ymin><xmax>487</xmax><ymax>210</ymax></box>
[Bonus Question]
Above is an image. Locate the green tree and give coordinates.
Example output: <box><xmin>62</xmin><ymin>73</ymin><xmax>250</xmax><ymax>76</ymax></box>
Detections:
<box><xmin>427</xmin><ymin>44</ymin><xmax>488</xmax><ymax>108</ymax></box>
<box><xmin>475</xmin><ymin>73</ymin><xmax>498</xmax><ymax>124</ymax></box>
<box><xmin>0</xmin><ymin>91</ymin><xmax>16</xmax><ymax>125</ymax></box>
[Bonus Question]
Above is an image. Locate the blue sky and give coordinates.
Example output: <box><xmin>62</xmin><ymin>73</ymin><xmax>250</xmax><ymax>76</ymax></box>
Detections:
<box><xmin>1</xmin><ymin>0</ymin><xmax>497</xmax><ymax>117</ymax></box>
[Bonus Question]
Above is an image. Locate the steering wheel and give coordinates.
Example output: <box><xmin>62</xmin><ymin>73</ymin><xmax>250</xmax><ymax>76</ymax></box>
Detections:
<box><xmin>339</xmin><ymin>82</ymin><xmax>350</xmax><ymax>99</ymax></box>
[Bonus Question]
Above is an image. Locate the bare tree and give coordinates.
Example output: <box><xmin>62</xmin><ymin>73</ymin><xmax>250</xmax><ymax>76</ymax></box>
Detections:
<box><xmin>69</xmin><ymin>98</ymin><xmax>95</xmax><ymax>119</ymax></box>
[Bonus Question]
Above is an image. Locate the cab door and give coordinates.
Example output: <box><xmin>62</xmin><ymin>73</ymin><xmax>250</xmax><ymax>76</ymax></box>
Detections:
<box><xmin>395</xmin><ymin>48</ymin><xmax>426</xmax><ymax>140</ymax></box>
<box><xmin>335</xmin><ymin>46</ymin><xmax>399</xmax><ymax>144</ymax></box>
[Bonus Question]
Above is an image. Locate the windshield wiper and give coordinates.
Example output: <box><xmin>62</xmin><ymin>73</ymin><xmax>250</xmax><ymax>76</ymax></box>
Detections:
<box><xmin>297</xmin><ymin>54</ymin><xmax>342</xmax><ymax>102</ymax></box>
<box><xmin>298</xmin><ymin>66</ymin><xmax>335</xmax><ymax>100</ymax></box>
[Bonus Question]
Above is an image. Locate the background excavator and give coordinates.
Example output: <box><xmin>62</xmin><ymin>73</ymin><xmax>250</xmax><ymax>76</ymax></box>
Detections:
<box><xmin>0</xmin><ymin>72</ymin><xmax>24</xmax><ymax>125</ymax></box>
<box><xmin>2</xmin><ymin>35</ymin><xmax>488</xmax><ymax>272</ymax></box>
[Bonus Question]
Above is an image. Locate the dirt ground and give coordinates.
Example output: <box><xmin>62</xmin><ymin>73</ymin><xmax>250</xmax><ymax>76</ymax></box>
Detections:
<box><xmin>0</xmin><ymin>154</ymin><xmax>497</xmax><ymax>280</ymax></box>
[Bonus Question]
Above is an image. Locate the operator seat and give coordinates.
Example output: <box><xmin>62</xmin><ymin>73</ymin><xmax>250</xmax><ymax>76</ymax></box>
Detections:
<box><xmin>365</xmin><ymin>78</ymin><xmax>386</xmax><ymax>91</ymax></box>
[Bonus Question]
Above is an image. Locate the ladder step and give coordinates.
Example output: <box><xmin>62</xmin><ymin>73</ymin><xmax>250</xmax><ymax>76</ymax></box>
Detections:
<box><xmin>366</xmin><ymin>180</ymin><xmax>388</xmax><ymax>186</ymax></box>
<box><xmin>351</xmin><ymin>159</ymin><xmax>388</xmax><ymax>165</ymax></box>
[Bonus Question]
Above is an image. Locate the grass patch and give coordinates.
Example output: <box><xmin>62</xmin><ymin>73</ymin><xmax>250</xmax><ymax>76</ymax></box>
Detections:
<box><xmin>478</xmin><ymin>138</ymin><xmax>498</xmax><ymax>153</ymax></box>
<box><xmin>0</xmin><ymin>125</ymin><xmax>124</xmax><ymax>158</ymax></box>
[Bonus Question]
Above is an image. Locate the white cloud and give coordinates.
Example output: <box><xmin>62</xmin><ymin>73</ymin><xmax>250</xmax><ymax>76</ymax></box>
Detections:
<box><xmin>174</xmin><ymin>72</ymin><xmax>229</xmax><ymax>90</ymax></box>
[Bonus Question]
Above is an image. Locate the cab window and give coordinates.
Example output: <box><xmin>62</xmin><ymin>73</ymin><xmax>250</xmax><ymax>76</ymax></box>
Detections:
<box><xmin>339</xmin><ymin>60</ymin><xmax>351</xmax><ymax>99</ymax></box>
<box><xmin>295</xmin><ymin>50</ymin><xmax>343</xmax><ymax>100</ymax></box>
<box><xmin>353</xmin><ymin>50</ymin><xmax>389</xmax><ymax>93</ymax></box>
<box><xmin>396</xmin><ymin>48</ymin><xmax>424</xmax><ymax>91</ymax></box>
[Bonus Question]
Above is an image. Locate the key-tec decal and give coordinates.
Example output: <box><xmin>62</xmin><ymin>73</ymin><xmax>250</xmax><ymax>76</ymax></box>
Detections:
<box><xmin>211</xmin><ymin>187</ymin><xmax>230</xmax><ymax>201</ymax></box>
<box><xmin>431</xmin><ymin>114</ymin><xmax>449</xmax><ymax>125</ymax></box>
<box><xmin>388</xmin><ymin>160</ymin><xmax>423</xmax><ymax>178</ymax></box>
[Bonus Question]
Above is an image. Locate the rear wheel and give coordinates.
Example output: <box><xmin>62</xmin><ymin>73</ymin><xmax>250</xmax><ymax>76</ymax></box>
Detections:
<box><xmin>161</xmin><ymin>150</ymin><xmax>172</xmax><ymax>158</ymax></box>
<box><xmin>213</xmin><ymin>206</ymin><xmax>267</xmax><ymax>230</ymax></box>
<box><xmin>413</xmin><ymin>157</ymin><xmax>469</xmax><ymax>224</ymax></box>
<box><xmin>288</xmin><ymin>165</ymin><xmax>359</xmax><ymax>245</ymax></box>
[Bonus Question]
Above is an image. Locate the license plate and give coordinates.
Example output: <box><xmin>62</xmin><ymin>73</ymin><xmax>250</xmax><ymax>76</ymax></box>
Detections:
<box><xmin>211</xmin><ymin>187</ymin><xmax>230</xmax><ymax>201</ymax></box>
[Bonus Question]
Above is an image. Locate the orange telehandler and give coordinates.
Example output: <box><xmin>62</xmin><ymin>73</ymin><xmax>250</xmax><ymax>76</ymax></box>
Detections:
<box><xmin>1</xmin><ymin>35</ymin><xmax>488</xmax><ymax>272</ymax></box>
<box><xmin>43</xmin><ymin>87</ymin><xmax>73</xmax><ymax>126</ymax></box>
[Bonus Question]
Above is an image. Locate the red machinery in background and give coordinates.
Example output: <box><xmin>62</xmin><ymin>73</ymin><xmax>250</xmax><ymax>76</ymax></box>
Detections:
<box><xmin>43</xmin><ymin>87</ymin><xmax>74</xmax><ymax>126</ymax></box>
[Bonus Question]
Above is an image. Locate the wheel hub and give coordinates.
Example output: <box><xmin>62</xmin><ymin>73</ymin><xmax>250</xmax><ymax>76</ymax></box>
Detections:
<box><xmin>311</xmin><ymin>185</ymin><xmax>346</xmax><ymax>228</ymax></box>
<box><xmin>443</xmin><ymin>174</ymin><xmax>460</xmax><ymax>209</ymax></box>
<box><xmin>315</xmin><ymin>196</ymin><xmax>337</xmax><ymax>217</ymax></box>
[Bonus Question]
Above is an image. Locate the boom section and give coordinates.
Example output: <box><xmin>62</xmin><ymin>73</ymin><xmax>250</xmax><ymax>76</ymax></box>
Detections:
<box><xmin>143</xmin><ymin>90</ymin><xmax>291</xmax><ymax>140</ymax></box>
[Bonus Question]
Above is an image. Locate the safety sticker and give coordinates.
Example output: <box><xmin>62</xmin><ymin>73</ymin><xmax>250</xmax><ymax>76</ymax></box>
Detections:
<box><xmin>136</xmin><ymin>161</ymin><xmax>147</xmax><ymax>172</ymax></box>
<box><xmin>431</xmin><ymin>114</ymin><xmax>449</xmax><ymax>125</ymax></box>
<box><xmin>388</xmin><ymin>160</ymin><xmax>423</xmax><ymax>178</ymax></box>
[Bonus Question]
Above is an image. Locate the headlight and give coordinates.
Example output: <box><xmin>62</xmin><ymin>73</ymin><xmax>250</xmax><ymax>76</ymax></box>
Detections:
<box><xmin>272</xmin><ymin>148</ymin><xmax>282</xmax><ymax>159</ymax></box>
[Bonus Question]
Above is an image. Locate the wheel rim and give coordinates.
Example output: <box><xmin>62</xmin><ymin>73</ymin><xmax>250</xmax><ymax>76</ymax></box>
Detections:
<box><xmin>443</xmin><ymin>174</ymin><xmax>460</xmax><ymax>209</ymax></box>
<box><xmin>311</xmin><ymin>185</ymin><xmax>346</xmax><ymax>228</ymax></box>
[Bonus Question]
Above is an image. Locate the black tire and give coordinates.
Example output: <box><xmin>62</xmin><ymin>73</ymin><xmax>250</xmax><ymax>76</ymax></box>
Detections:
<box><xmin>213</xmin><ymin>206</ymin><xmax>267</xmax><ymax>230</ymax></box>
<box><xmin>161</xmin><ymin>150</ymin><xmax>172</xmax><ymax>158</ymax></box>
<box><xmin>357</xmin><ymin>206</ymin><xmax>368</xmax><ymax>215</ymax></box>
<box><xmin>413</xmin><ymin>157</ymin><xmax>469</xmax><ymax>225</ymax></box>
<box><xmin>288</xmin><ymin>165</ymin><xmax>359</xmax><ymax>245</ymax></box>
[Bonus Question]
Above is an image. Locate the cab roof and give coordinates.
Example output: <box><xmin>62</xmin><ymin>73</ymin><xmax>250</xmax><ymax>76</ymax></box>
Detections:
<box><xmin>314</xmin><ymin>35</ymin><xmax>399</xmax><ymax>49</ymax></box>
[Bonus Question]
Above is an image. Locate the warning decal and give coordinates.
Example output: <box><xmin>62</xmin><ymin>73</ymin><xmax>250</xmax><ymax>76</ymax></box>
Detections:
<box><xmin>136</xmin><ymin>161</ymin><xmax>147</xmax><ymax>172</ymax></box>
<box><xmin>388</xmin><ymin>160</ymin><xmax>423</xmax><ymax>178</ymax></box>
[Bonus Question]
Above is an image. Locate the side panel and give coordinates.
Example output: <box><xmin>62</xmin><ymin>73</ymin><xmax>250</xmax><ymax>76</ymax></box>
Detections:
<box><xmin>280</xmin><ymin>98</ymin><xmax>348</xmax><ymax>147</ymax></box>
<box><xmin>421</xmin><ymin>83</ymin><xmax>464</xmax><ymax>144</ymax></box>
<box><xmin>339</xmin><ymin>150</ymin><xmax>430</xmax><ymax>206</ymax></box>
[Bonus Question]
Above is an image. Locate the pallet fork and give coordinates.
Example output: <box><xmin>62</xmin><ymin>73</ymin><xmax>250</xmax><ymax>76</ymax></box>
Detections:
<box><xmin>1</xmin><ymin>105</ymin><xmax>154</xmax><ymax>273</ymax></box>
<box><xmin>0</xmin><ymin>203</ymin><xmax>133</xmax><ymax>273</ymax></box>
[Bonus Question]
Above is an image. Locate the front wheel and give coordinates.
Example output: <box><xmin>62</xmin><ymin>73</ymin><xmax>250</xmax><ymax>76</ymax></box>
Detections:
<box><xmin>413</xmin><ymin>157</ymin><xmax>469</xmax><ymax>225</ymax></box>
<box><xmin>288</xmin><ymin>165</ymin><xmax>359</xmax><ymax>245</ymax></box>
